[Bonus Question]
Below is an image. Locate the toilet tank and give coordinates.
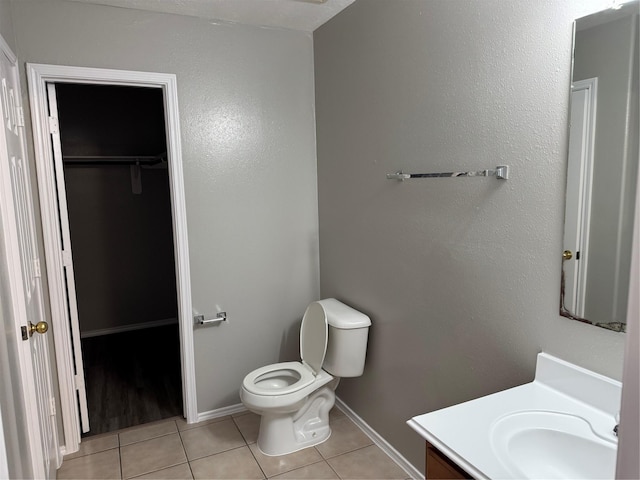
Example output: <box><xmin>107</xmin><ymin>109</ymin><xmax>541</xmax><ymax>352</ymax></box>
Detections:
<box><xmin>317</xmin><ymin>298</ymin><xmax>371</xmax><ymax>378</ymax></box>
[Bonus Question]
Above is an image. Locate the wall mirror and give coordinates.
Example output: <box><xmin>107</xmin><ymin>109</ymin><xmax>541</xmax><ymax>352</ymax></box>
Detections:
<box><xmin>560</xmin><ymin>1</ymin><xmax>639</xmax><ymax>332</ymax></box>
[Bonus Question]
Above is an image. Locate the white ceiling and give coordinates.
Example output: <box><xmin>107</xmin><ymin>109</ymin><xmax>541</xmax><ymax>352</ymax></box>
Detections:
<box><xmin>67</xmin><ymin>0</ymin><xmax>356</xmax><ymax>32</ymax></box>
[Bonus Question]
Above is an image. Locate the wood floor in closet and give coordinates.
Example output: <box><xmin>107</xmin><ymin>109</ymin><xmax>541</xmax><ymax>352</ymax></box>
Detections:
<box><xmin>81</xmin><ymin>324</ymin><xmax>182</xmax><ymax>437</ymax></box>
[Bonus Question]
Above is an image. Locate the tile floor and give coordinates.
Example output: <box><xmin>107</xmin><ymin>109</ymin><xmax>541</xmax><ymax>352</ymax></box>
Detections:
<box><xmin>57</xmin><ymin>408</ymin><xmax>412</xmax><ymax>479</ymax></box>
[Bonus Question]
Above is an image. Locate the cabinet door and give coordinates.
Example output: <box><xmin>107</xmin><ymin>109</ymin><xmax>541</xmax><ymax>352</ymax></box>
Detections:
<box><xmin>426</xmin><ymin>443</ymin><xmax>470</xmax><ymax>480</ymax></box>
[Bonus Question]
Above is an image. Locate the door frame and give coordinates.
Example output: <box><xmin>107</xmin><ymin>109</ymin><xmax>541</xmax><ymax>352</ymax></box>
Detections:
<box><xmin>563</xmin><ymin>77</ymin><xmax>597</xmax><ymax>316</ymax></box>
<box><xmin>26</xmin><ymin>63</ymin><xmax>197</xmax><ymax>455</ymax></box>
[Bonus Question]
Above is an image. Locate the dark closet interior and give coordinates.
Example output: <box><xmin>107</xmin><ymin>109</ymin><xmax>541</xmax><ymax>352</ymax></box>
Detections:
<box><xmin>56</xmin><ymin>83</ymin><xmax>182</xmax><ymax>435</ymax></box>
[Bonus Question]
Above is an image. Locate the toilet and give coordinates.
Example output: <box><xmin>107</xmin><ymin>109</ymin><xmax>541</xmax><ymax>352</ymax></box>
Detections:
<box><xmin>240</xmin><ymin>298</ymin><xmax>371</xmax><ymax>456</ymax></box>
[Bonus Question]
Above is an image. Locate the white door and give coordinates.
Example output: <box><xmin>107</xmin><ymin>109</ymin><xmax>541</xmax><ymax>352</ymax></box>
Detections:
<box><xmin>0</xmin><ymin>38</ymin><xmax>59</xmax><ymax>478</ymax></box>
<box><xmin>46</xmin><ymin>83</ymin><xmax>90</xmax><ymax>433</ymax></box>
<box><xmin>563</xmin><ymin>78</ymin><xmax>597</xmax><ymax>316</ymax></box>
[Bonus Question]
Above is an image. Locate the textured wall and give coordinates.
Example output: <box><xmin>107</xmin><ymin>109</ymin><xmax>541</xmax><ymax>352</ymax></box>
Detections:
<box><xmin>11</xmin><ymin>0</ymin><xmax>319</xmax><ymax>412</ymax></box>
<box><xmin>0</xmin><ymin>0</ymin><xmax>15</xmax><ymax>51</ymax></box>
<box><xmin>314</xmin><ymin>0</ymin><xmax>627</xmax><ymax>472</ymax></box>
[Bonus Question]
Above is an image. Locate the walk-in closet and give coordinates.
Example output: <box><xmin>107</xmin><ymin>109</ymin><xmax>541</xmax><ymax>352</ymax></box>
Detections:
<box><xmin>54</xmin><ymin>83</ymin><xmax>182</xmax><ymax>435</ymax></box>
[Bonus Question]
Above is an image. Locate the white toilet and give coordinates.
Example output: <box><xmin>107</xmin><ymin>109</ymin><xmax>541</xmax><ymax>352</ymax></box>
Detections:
<box><xmin>240</xmin><ymin>298</ymin><xmax>371</xmax><ymax>456</ymax></box>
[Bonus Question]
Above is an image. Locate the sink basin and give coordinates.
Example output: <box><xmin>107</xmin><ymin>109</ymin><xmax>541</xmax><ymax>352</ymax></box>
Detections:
<box><xmin>490</xmin><ymin>411</ymin><xmax>617</xmax><ymax>479</ymax></box>
<box><xmin>408</xmin><ymin>354</ymin><xmax>622</xmax><ymax>479</ymax></box>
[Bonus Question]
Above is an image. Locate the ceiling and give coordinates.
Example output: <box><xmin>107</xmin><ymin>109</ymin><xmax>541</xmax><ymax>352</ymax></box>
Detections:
<box><xmin>67</xmin><ymin>0</ymin><xmax>356</xmax><ymax>32</ymax></box>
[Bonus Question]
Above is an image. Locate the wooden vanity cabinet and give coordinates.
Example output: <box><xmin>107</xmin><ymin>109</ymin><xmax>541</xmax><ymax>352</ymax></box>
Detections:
<box><xmin>426</xmin><ymin>442</ymin><xmax>472</xmax><ymax>479</ymax></box>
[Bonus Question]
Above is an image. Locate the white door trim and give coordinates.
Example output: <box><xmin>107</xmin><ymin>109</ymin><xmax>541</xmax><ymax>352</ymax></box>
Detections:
<box><xmin>573</xmin><ymin>78</ymin><xmax>597</xmax><ymax>315</ymax></box>
<box><xmin>26</xmin><ymin>63</ymin><xmax>197</xmax><ymax>454</ymax></box>
<box><xmin>45</xmin><ymin>83</ymin><xmax>90</xmax><ymax>433</ymax></box>
<box><xmin>564</xmin><ymin>77</ymin><xmax>597</xmax><ymax>316</ymax></box>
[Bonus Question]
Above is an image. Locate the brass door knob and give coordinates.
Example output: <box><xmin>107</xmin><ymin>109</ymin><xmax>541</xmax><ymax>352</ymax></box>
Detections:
<box><xmin>28</xmin><ymin>321</ymin><xmax>49</xmax><ymax>337</ymax></box>
<box><xmin>563</xmin><ymin>250</ymin><xmax>573</xmax><ymax>260</ymax></box>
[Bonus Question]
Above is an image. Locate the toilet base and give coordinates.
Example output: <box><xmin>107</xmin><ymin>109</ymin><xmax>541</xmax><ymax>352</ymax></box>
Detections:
<box><xmin>256</xmin><ymin>383</ymin><xmax>337</xmax><ymax>456</ymax></box>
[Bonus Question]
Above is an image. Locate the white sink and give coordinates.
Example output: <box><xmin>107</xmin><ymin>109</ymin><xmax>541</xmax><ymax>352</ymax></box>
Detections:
<box><xmin>407</xmin><ymin>353</ymin><xmax>622</xmax><ymax>479</ymax></box>
<box><xmin>490</xmin><ymin>411</ymin><xmax>617</xmax><ymax>479</ymax></box>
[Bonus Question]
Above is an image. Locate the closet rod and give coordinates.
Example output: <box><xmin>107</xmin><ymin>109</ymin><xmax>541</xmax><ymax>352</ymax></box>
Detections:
<box><xmin>386</xmin><ymin>165</ymin><xmax>509</xmax><ymax>181</ymax></box>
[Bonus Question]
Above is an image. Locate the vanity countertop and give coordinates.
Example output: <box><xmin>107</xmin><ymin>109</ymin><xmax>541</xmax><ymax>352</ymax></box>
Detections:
<box><xmin>407</xmin><ymin>353</ymin><xmax>621</xmax><ymax>479</ymax></box>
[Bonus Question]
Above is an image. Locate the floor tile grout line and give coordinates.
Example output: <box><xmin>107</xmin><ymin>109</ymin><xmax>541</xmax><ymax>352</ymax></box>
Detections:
<box><xmin>231</xmin><ymin>414</ymin><xmax>256</xmax><ymax>445</ymax></box>
<box><xmin>186</xmin><ymin>458</ymin><xmax>196</xmax><ymax>480</ymax></box>
<box><xmin>319</xmin><ymin>440</ymin><xmax>376</xmax><ymax>461</ymax></box>
<box><xmin>118</xmin><ymin>429</ymin><xmax>179</xmax><ymax>448</ymax></box>
<box><xmin>63</xmin><ymin>445</ymin><xmax>120</xmax><ymax>461</ymax></box>
<box><xmin>175</xmin><ymin>424</ymin><xmax>193</xmax><ymax>464</ymax></box>
<box><xmin>246</xmin><ymin>442</ymin><xmax>268</xmax><ymax>479</ymax></box>
<box><xmin>266</xmin><ymin>459</ymin><xmax>339</xmax><ymax>480</ymax></box>
<box><xmin>118</xmin><ymin>439</ymin><xmax>124</xmax><ymax>480</ymax></box>
<box><xmin>323</xmin><ymin>457</ymin><xmax>342</xmax><ymax>479</ymax></box>
<box><xmin>183</xmin><ymin>443</ymin><xmax>250</xmax><ymax>464</ymax></box>
<box><xmin>126</xmin><ymin>460</ymin><xmax>191</xmax><ymax>480</ymax></box>
<box><xmin>119</xmin><ymin>425</ymin><xmax>187</xmax><ymax>479</ymax></box>
<box><xmin>174</xmin><ymin>427</ymin><xmax>196</xmax><ymax>480</ymax></box>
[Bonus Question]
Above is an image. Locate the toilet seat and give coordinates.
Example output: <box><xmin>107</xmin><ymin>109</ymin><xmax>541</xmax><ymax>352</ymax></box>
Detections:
<box><xmin>242</xmin><ymin>361</ymin><xmax>315</xmax><ymax>396</ymax></box>
<box><xmin>242</xmin><ymin>302</ymin><xmax>329</xmax><ymax>397</ymax></box>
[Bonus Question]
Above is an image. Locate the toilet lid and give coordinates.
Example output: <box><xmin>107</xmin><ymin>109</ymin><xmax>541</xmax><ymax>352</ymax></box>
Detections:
<box><xmin>299</xmin><ymin>302</ymin><xmax>328</xmax><ymax>375</ymax></box>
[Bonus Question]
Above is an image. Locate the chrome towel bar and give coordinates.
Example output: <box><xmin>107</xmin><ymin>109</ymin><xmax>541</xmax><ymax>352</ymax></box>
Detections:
<box><xmin>386</xmin><ymin>165</ymin><xmax>509</xmax><ymax>181</ymax></box>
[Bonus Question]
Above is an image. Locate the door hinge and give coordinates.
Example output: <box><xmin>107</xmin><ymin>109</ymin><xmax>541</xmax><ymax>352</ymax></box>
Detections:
<box><xmin>74</xmin><ymin>374</ymin><xmax>85</xmax><ymax>390</ymax></box>
<box><xmin>61</xmin><ymin>250</ymin><xmax>72</xmax><ymax>267</ymax></box>
<box><xmin>48</xmin><ymin>116</ymin><xmax>59</xmax><ymax>135</ymax></box>
<box><xmin>33</xmin><ymin>258</ymin><xmax>41</xmax><ymax>278</ymax></box>
<box><xmin>16</xmin><ymin>106</ymin><xmax>25</xmax><ymax>127</ymax></box>
<box><xmin>49</xmin><ymin>397</ymin><xmax>56</xmax><ymax>416</ymax></box>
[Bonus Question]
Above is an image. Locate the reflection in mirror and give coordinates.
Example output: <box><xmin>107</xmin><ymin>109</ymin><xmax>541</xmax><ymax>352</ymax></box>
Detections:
<box><xmin>561</xmin><ymin>1</ymin><xmax>639</xmax><ymax>332</ymax></box>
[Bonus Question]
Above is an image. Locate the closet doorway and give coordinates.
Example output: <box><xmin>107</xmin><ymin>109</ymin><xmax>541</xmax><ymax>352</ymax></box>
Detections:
<box><xmin>54</xmin><ymin>83</ymin><xmax>180</xmax><ymax>436</ymax></box>
<box><xmin>27</xmin><ymin>64</ymin><xmax>196</xmax><ymax>454</ymax></box>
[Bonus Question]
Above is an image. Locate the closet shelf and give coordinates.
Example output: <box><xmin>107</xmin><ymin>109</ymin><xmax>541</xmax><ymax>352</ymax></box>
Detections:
<box><xmin>63</xmin><ymin>154</ymin><xmax>166</xmax><ymax>166</ymax></box>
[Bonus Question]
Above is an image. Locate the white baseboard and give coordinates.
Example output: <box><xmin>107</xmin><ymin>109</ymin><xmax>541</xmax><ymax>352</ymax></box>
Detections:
<box><xmin>197</xmin><ymin>403</ymin><xmax>247</xmax><ymax>423</ymax></box>
<box><xmin>80</xmin><ymin>317</ymin><xmax>178</xmax><ymax>338</ymax></box>
<box><xmin>335</xmin><ymin>397</ymin><xmax>423</xmax><ymax>480</ymax></box>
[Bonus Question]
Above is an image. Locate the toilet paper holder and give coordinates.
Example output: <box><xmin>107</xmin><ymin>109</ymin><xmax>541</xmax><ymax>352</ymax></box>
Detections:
<box><xmin>194</xmin><ymin>312</ymin><xmax>227</xmax><ymax>327</ymax></box>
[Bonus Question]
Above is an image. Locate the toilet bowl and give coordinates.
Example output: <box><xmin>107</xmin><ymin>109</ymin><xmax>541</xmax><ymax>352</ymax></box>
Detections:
<box><xmin>241</xmin><ymin>362</ymin><xmax>333</xmax><ymax>412</ymax></box>
<box><xmin>240</xmin><ymin>299</ymin><xmax>371</xmax><ymax>456</ymax></box>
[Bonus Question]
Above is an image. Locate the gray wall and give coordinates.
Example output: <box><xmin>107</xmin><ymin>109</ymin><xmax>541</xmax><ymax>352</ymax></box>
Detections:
<box><xmin>11</xmin><ymin>0</ymin><xmax>319</xmax><ymax>412</ymax></box>
<box><xmin>574</xmin><ymin>13</ymin><xmax>639</xmax><ymax>325</ymax></box>
<box><xmin>314</xmin><ymin>0</ymin><xmax>626</xmax><ymax>472</ymax></box>
<box><xmin>0</xmin><ymin>0</ymin><xmax>15</xmax><ymax>52</ymax></box>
